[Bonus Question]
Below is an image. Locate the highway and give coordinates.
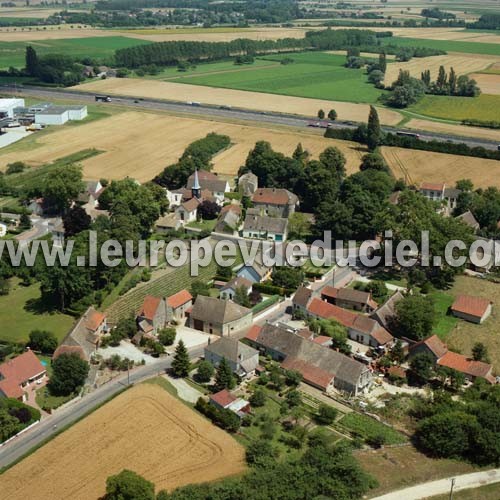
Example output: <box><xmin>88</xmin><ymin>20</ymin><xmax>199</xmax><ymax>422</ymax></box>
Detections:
<box><xmin>2</xmin><ymin>84</ymin><xmax>499</xmax><ymax>151</ymax></box>
<box><xmin>0</xmin><ymin>345</ymin><xmax>204</xmax><ymax>470</ymax></box>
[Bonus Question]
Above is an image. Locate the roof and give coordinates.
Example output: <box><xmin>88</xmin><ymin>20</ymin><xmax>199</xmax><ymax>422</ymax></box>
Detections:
<box><xmin>323</xmin><ymin>286</ymin><xmax>372</xmax><ymax>305</ymax></box>
<box><xmin>371</xmin><ymin>291</ymin><xmax>404</xmax><ymax>330</ymax></box>
<box><xmin>86</xmin><ymin>309</ymin><xmax>106</xmax><ymax>332</ymax></box>
<box><xmin>186</xmin><ymin>170</ymin><xmax>228</xmax><ymax>193</ymax></box>
<box><xmin>53</xmin><ymin>345</ymin><xmax>86</xmax><ymax>360</ymax></box>
<box><xmin>444</xmin><ymin>187</ymin><xmax>461</xmax><ymax>199</ymax></box>
<box><xmin>210</xmin><ymin>389</ymin><xmax>237</xmax><ymax>408</ymax></box>
<box><xmin>321</xmin><ymin>286</ymin><xmax>339</xmax><ymax>300</ymax></box>
<box><xmin>252</xmin><ymin>188</ymin><xmax>298</xmax><ymax>206</ymax></box>
<box><xmin>191</xmin><ymin>295</ymin><xmax>251</xmax><ymax>325</ymax></box>
<box><xmin>243</xmin><ymin>214</ymin><xmax>288</xmax><ymax>234</ymax></box>
<box><xmin>0</xmin><ymin>350</ymin><xmax>45</xmax><ymax>388</ymax></box>
<box><xmin>456</xmin><ymin>210</ymin><xmax>479</xmax><ymax>230</ymax></box>
<box><xmin>138</xmin><ymin>295</ymin><xmax>163</xmax><ymax>321</ymax></box>
<box><xmin>451</xmin><ymin>295</ymin><xmax>492</xmax><ymax>319</ymax></box>
<box><xmin>420</xmin><ymin>182</ymin><xmax>445</xmax><ymax>192</ymax></box>
<box><xmin>221</xmin><ymin>276</ymin><xmax>252</xmax><ymax>292</ymax></box>
<box><xmin>245</xmin><ymin>324</ymin><xmax>262</xmax><ymax>342</ymax></box>
<box><xmin>35</xmin><ymin>105</ymin><xmax>71</xmax><ymax>116</ymax></box>
<box><xmin>167</xmin><ymin>289</ymin><xmax>193</xmax><ymax>309</ymax></box>
<box><xmin>313</xmin><ymin>335</ymin><xmax>332</xmax><ymax>345</ymax></box>
<box><xmin>293</xmin><ymin>286</ymin><xmax>313</xmax><ymax>308</ymax></box>
<box><xmin>438</xmin><ymin>351</ymin><xmax>493</xmax><ymax>380</ymax></box>
<box><xmin>180</xmin><ymin>197</ymin><xmax>200</xmax><ymax>213</ymax></box>
<box><xmin>205</xmin><ymin>337</ymin><xmax>258</xmax><ymax>364</ymax></box>
<box><xmin>410</xmin><ymin>335</ymin><xmax>448</xmax><ymax>359</ymax></box>
<box><xmin>0</xmin><ymin>378</ymin><xmax>24</xmax><ymax>399</ymax></box>
<box><xmin>281</xmin><ymin>357</ymin><xmax>334</xmax><ymax>390</ymax></box>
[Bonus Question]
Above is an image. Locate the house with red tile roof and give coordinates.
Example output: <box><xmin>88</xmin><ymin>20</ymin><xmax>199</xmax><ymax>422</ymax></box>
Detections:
<box><xmin>209</xmin><ymin>389</ymin><xmax>251</xmax><ymax>417</ymax></box>
<box><xmin>0</xmin><ymin>350</ymin><xmax>46</xmax><ymax>402</ymax></box>
<box><xmin>451</xmin><ymin>295</ymin><xmax>492</xmax><ymax>324</ymax></box>
<box><xmin>409</xmin><ymin>335</ymin><xmax>448</xmax><ymax>362</ymax></box>
<box><xmin>166</xmin><ymin>289</ymin><xmax>193</xmax><ymax>322</ymax></box>
<box><xmin>137</xmin><ymin>295</ymin><xmax>167</xmax><ymax>335</ymax></box>
<box><xmin>251</xmin><ymin>188</ymin><xmax>299</xmax><ymax>218</ymax></box>
<box><xmin>321</xmin><ymin>285</ymin><xmax>378</xmax><ymax>313</ymax></box>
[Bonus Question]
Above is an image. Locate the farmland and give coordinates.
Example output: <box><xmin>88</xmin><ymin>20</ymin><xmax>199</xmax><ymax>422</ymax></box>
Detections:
<box><xmin>0</xmin><ymin>110</ymin><xmax>365</xmax><ymax>183</ymax></box>
<box><xmin>0</xmin><ymin>383</ymin><xmax>246</xmax><ymax>499</ymax></box>
<box><xmin>77</xmin><ymin>79</ymin><xmax>403</xmax><ymax>125</ymax></box>
<box><xmin>173</xmin><ymin>52</ymin><xmax>386</xmax><ymax>104</ymax></box>
<box><xmin>405</xmin><ymin>119</ymin><xmax>500</xmax><ymax>142</ymax></box>
<box><xmin>468</xmin><ymin>73</ymin><xmax>500</xmax><ymax>95</ymax></box>
<box><xmin>382</xmin><ymin>146</ymin><xmax>500</xmax><ymax>189</ymax></box>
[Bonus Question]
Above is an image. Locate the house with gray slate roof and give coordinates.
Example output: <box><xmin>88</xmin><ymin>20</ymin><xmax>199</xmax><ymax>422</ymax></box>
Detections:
<box><xmin>242</xmin><ymin>214</ymin><xmax>288</xmax><ymax>242</ymax></box>
<box><xmin>204</xmin><ymin>337</ymin><xmax>259</xmax><ymax>377</ymax></box>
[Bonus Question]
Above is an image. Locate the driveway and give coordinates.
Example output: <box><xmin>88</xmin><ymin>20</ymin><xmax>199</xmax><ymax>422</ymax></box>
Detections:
<box><xmin>372</xmin><ymin>468</ymin><xmax>500</xmax><ymax>500</ymax></box>
<box><xmin>97</xmin><ymin>341</ymin><xmax>158</xmax><ymax>365</ymax></box>
<box><xmin>164</xmin><ymin>375</ymin><xmax>203</xmax><ymax>404</ymax></box>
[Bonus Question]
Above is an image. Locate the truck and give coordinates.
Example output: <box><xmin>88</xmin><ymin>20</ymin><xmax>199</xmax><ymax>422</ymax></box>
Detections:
<box><xmin>187</xmin><ymin>101</ymin><xmax>201</xmax><ymax>107</ymax></box>
<box><xmin>95</xmin><ymin>95</ymin><xmax>111</xmax><ymax>102</ymax></box>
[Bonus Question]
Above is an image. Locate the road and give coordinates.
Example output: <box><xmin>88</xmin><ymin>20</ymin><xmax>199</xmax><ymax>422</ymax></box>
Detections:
<box><xmin>372</xmin><ymin>468</ymin><xmax>500</xmax><ymax>500</ymax></box>
<box><xmin>2</xmin><ymin>84</ymin><xmax>499</xmax><ymax>151</ymax></box>
<box><xmin>0</xmin><ymin>345</ymin><xmax>204</xmax><ymax>470</ymax></box>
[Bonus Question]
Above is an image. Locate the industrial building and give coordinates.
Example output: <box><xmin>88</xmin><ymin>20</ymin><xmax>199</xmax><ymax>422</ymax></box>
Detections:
<box><xmin>34</xmin><ymin>104</ymin><xmax>88</xmax><ymax>126</ymax></box>
<box><xmin>0</xmin><ymin>98</ymin><xmax>25</xmax><ymax>119</ymax></box>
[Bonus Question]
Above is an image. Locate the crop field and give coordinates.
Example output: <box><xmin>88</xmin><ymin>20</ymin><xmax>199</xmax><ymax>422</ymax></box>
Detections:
<box><xmin>0</xmin><ymin>8</ymin><xmax>62</xmax><ymax>18</ymax></box>
<box><xmin>170</xmin><ymin>52</ymin><xmax>386</xmax><ymax>104</ymax></box>
<box><xmin>382</xmin><ymin>146</ymin><xmax>500</xmax><ymax>189</ymax></box>
<box><xmin>384</xmin><ymin>54</ymin><xmax>498</xmax><ymax>85</ymax></box>
<box><xmin>0</xmin><ymin>27</ymin><xmax>114</xmax><ymax>42</ymax></box>
<box><xmin>468</xmin><ymin>73</ymin><xmax>500</xmax><ymax>95</ymax></box>
<box><xmin>0</xmin><ymin>36</ymin><xmax>150</xmax><ymax>68</ymax></box>
<box><xmin>77</xmin><ymin>79</ymin><xmax>403</xmax><ymax>125</ymax></box>
<box><xmin>0</xmin><ymin>111</ymin><xmax>365</xmax><ymax>183</ymax></box>
<box><xmin>0</xmin><ymin>383</ymin><xmax>246</xmax><ymax>499</ymax></box>
<box><xmin>381</xmin><ymin>37</ymin><xmax>500</xmax><ymax>57</ymax></box>
<box><xmin>406</xmin><ymin>119</ymin><xmax>500</xmax><ymax>142</ymax></box>
<box><xmin>410</xmin><ymin>94</ymin><xmax>500</xmax><ymax>122</ymax></box>
<box><xmin>379</xmin><ymin>27</ymin><xmax>500</xmax><ymax>44</ymax></box>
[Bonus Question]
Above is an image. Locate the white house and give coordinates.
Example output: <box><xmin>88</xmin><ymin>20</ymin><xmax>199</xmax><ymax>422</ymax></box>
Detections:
<box><xmin>175</xmin><ymin>197</ymin><xmax>199</xmax><ymax>224</ymax></box>
<box><xmin>0</xmin><ymin>98</ymin><xmax>24</xmax><ymax>119</ymax></box>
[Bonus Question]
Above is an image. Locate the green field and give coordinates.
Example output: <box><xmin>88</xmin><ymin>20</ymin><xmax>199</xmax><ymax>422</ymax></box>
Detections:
<box><xmin>176</xmin><ymin>52</ymin><xmax>386</xmax><ymax>104</ymax></box>
<box><xmin>429</xmin><ymin>291</ymin><xmax>458</xmax><ymax>339</ymax></box>
<box><xmin>0</xmin><ymin>278</ymin><xmax>74</xmax><ymax>344</ymax></box>
<box><xmin>410</xmin><ymin>94</ymin><xmax>500</xmax><ymax>122</ymax></box>
<box><xmin>0</xmin><ymin>36</ymin><xmax>151</xmax><ymax>69</ymax></box>
<box><xmin>382</xmin><ymin>37</ymin><xmax>500</xmax><ymax>56</ymax></box>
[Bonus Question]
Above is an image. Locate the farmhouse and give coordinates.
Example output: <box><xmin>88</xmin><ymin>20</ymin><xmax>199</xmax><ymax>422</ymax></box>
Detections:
<box><xmin>419</xmin><ymin>182</ymin><xmax>461</xmax><ymax>214</ymax></box>
<box><xmin>251</xmin><ymin>188</ymin><xmax>298</xmax><ymax>217</ymax></box>
<box><xmin>409</xmin><ymin>335</ymin><xmax>448</xmax><ymax>363</ymax></box>
<box><xmin>450</xmin><ymin>295</ymin><xmax>492</xmax><ymax>324</ymax></box>
<box><xmin>321</xmin><ymin>285</ymin><xmax>377</xmax><ymax>313</ymax></box>
<box><xmin>370</xmin><ymin>290</ymin><xmax>404</xmax><ymax>332</ymax></box>
<box><xmin>0</xmin><ymin>350</ymin><xmax>46</xmax><ymax>402</ymax></box>
<box><xmin>189</xmin><ymin>295</ymin><xmax>252</xmax><ymax>336</ymax></box>
<box><xmin>214</xmin><ymin>204</ymin><xmax>241</xmax><ymax>234</ymax></box>
<box><xmin>204</xmin><ymin>337</ymin><xmax>259</xmax><ymax>377</ymax></box>
<box><xmin>209</xmin><ymin>389</ymin><xmax>251</xmax><ymax>417</ymax></box>
<box><xmin>248</xmin><ymin>323</ymin><xmax>372</xmax><ymax>395</ymax></box>
<box><xmin>220</xmin><ymin>276</ymin><xmax>252</xmax><ymax>301</ymax></box>
<box><xmin>137</xmin><ymin>295</ymin><xmax>167</xmax><ymax>335</ymax></box>
<box><xmin>242</xmin><ymin>214</ymin><xmax>288</xmax><ymax>242</ymax></box>
<box><xmin>166</xmin><ymin>289</ymin><xmax>193</xmax><ymax>322</ymax></box>
<box><xmin>292</xmin><ymin>285</ymin><xmax>314</xmax><ymax>315</ymax></box>
<box><xmin>456</xmin><ymin>210</ymin><xmax>480</xmax><ymax>232</ymax></box>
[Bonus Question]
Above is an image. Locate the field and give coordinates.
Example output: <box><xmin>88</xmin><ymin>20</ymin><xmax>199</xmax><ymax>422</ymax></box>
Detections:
<box><xmin>0</xmin><ymin>27</ymin><xmax>113</xmax><ymax>42</ymax></box>
<box><xmin>338</xmin><ymin>412</ymin><xmax>407</xmax><ymax>445</ymax></box>
<box><xmin>76</xmin><ymin>79</ymin><xmax>403</xmax><ymax>125</ymax></box>
<box><xmin>409</xmin><ymin>94</ymin><xmax>500</xmax><ymax>122</ymax></box>
<box><xmin>0</xmin><ymin>278</ymin><xmax>74</xmax><ymax>344</ymax></box>
<box><xmin>382</xmin><ymin>146</ymin><xmax>500</xmax><ymax>189</ymax></box>
<box><xmin>406</xmin><ymin>118</ymin><xmax>500</xmax><ymax>142</ymax></box>
<box><xmin>172</xmin><ymin>52</ymin><xmax>386</xmax><ymax>104</ymax></box>
<box><xmin>0</xmin><ymin>110</ymin><xmax>365</xmax><ymax>183</ymax></box>
<box><xmin>384</xmin><ymin>54</ymin><xmax>498</xmax><ymax>85</ymax></box>
<box><xmin>468</xmin><ymin>73</ymin><xmax>500</xmax><ymax>95</ymax></box>
<box><xmin>0</xmin><ymin>382</ymin><xmax>246</xmax><ymax>499</ymax></box>
<box><xmin>446</xmin><ymin>275</ymin><xmax>500</xmax><ymax>372</ymax></box>
<box><xmin>0</xmin><ymin>36</ymin><xmax>150</xmax><ymax>69</ymax></box>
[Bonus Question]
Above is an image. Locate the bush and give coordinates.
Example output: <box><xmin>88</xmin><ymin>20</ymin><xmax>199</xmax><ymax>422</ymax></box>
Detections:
<box><xmin>250</xmin><ymin>389</ymin><xmax>266</xmax><ymax>407</ymax></box>
<box><xmin>158</xmin><ymin>327</ymin><xmax>176</xmax><ymax>346</ymax></box>
<box><xmin>28</xmin><ymin>329</ymin><xmax>57</xmax><ymax>354</ymax></box>
<box><xmin>315</xmin><ymin>404</ymin><xmax>338</xmax><ymax>425</ymax></box>
<box><xmin>196</xmin><ymin>360</ymin><xmax>215</xmax><ymax>383</ymax></box>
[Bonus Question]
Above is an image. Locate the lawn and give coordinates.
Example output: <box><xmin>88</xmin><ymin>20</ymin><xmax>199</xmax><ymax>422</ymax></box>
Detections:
<box><xmin>410</xmin><ymin>94</ymin><xmax>500</xmax><ymax>122</ymax></box>
<box><xmin>0</xmin><ymin>278</ymin><xmax>74</xmax><ymax>344</ymax></box>
<box><xmin>186</xmin><ymin>218</ymin><xmax>218</xmax><ymax>231</ymax></box>
<box><xmin>382</xmin><ymin>37</ymin><xmax>500</xmax><ymax>57</ymax></box>
<box><xmin>177</xmin><ymin>52</ymin><xmax>386</xmax><ymax>104</ymax></box>
<box><xmin>428</xmin><ymin>290</ymin><xmax>457</xmax><ymax>339</ymax></box>
<box><xmin>338</xmin><ymin>412</ymin><xmax>407</xmax><ymax>445</ymax></box>
<box><xmin>0</xmin><ymin>36</ymin><xmax>151</xmax><ymax>69</ymax></box>
<box><xmin>429</xmin><ymin>483</ymin><xmax>500</xmax><ymax>500</ymax></box>
<box><xmin>35</xmin><ymin>387</ymin><xmax>74</xmax><ymax>412</ymax></box>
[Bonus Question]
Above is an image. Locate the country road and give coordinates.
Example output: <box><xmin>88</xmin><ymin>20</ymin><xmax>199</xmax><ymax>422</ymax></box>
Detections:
<box><xmin>2</xmin><ymin>84</ymin><xmax>500</xmax><ymax>151</ymax></box>
<box><xmin>372</xmin><ymin>468</ymin><xmax>500</xmax><ymax>500</ymax></box>
<box><xmin>0</xmin><ymin>345</ymin><xmax>204</xmax><ymax>470</ymax></box>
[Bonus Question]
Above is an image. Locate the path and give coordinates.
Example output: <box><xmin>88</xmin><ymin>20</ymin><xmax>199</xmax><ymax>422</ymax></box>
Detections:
<box><xmin>372</xmin><ymin>468</ymin><xmax>500</xmax><ymax>500</ymax></box>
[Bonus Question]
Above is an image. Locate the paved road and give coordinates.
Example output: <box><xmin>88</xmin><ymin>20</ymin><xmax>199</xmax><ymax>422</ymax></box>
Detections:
<box><xmin>2</xmin><ymin>85</ymin><xmax>500</xmax><ymax>151</ymax></box>
<box><xmin>372</xmin><ymin>468</ymin><xmax>500</xmax><ymax>500</ymax></box>
<box><xmin>0</xmin><ymin>345</ymin><xmax>204</xmax><ymax>470</ymax></box>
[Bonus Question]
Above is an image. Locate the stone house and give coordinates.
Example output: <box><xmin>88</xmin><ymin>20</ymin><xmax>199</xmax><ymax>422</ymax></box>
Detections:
<box><xmin>251</xmin><ymin>188</ymin><xmax>298</xmax><ymax>218</ymax></box>
<box><xmin>204</xmin><ymin>337</ymin><xmax>259</xmax><ymax>377</ymax></box>
<box><xmin>166</xmin><ymin>289</ymin><xmax>193</xmax><ymax>322</ymax></box>
<box><xmin>137</xmin><ymin>295</ymin><xmax>167</xmax><ymax>335</ymax></box>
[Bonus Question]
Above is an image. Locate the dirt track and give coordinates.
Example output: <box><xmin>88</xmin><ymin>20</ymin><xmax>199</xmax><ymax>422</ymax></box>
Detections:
<box><xmin>0</xmin><ymin>383</ymin><xmax>246</xmax><ymax>500</ymax></box>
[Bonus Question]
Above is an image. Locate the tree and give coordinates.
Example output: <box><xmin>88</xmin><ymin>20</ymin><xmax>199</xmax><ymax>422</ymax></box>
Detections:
<box><xmin>379</xmin><ymin>52</ymin><xmax>387</xmax><ymax>73</ymax></box>
<box><xmin>62</xmin><ymin>205</ymin><xmax>91</xmax><ymax>236</ymax></box>
<box><xmin>233</xmin><ymin>285</ymin><xmax>251</xmax><ymax>308</ymax></box>
<box><xmin>196</xmin><ymin>360</ymin><xmax>214</xmax><ymax>383</ymax></box>
<box><xmin>288</xmin><ymin>212</ymin><xmax>311</xmax><ymax>240</ymax></box>
<box><xmin>6</xmin><ymin>161</ymin><xmax>25</xmax><ymax>175</ymax></box>
<box><xmin>48</xmin><ymin>353</ymin><xmax>89</xmax><ymax>396</ymax></box>
<box><xmin>158</xmin><ymin>327</ymin><xmax>176</xmax><ymax>346</ymax></box>
<box><xmin>327</xmin><ymin>109</ymin><xmax>338</xmax><ymax>121</ymax></box>
<box><xmin>28</xmin><ymin>330</ymin><xmax>57</xmax><ymax>354</ymax></box>
<box><xmin>409</xmin><ymin>352</ymin><xmax>434</xmax><ymax>385</ymax></box>
<box><xmin>284</xmin><ymin>369</ymin><xmax>302</xmax><ymax>387</ymax></box>
<box><xmin>366</xmin><ymin>105</ymin><xmax>382</xmax><ymax>151</ymax></box>
<box><xmin>19</xmin><ymin>213</ymin><xmax>31</xmax><ymax>230</ymax></box>
<box><xmin>472</xmin><ymin>342</ymin><xmax>489</xmax><ymax>362</ymax></box>
<box><xmin>285</xmin><ymin>389</ymin><xmax>302</xmax><ymax>407</ymax></box>
<box><xmin>246</xmin><ymin>438</ymin><xmax>275</xmax><ymax>465</ymax></box>
<box><xmin>435</xmin><ymin>65</ymin><xmax>448</xmax><ymax>93</ymax></box>
<box><xmin>317</xmin><ymin>109</ymin><xmax>325</xmax><ymax>120</ymax></box>
<box><xmin>360</xmin><ymin>153</ymin><xmax>389</xmax><ymax>173</ymax></box>
<box><xmin>190</xmin><ymin>280</ymin><xmax>210</xmax><ymax>299</ymax></box>
<box><xmin>25</xmin><ymin>45</ymin><xmax>38</xmax><ymax>76</ymax></box>
<box><xmin>250</xmin><ymin>388</ymin><xmax>266</xmax><ymax>407</ymax></box>
<box><xmin>315</xmin><ymin>403</ymin><xmax>338</xmax><ymax>425</ymax></box>
<box><xmin>171</xmin><ymin>340</ymin><xmax>190</xmax><ymax>377</ymax></box>
<box><xmin>271</xmin><ymin>267</ymin><xmax>303</xmax><ymax>289</ymax></box>
<box><xmin>368</xmin><ymin>70</ymin><xmax>384</xmax><ymax>85</ymax></box>
<box><xmin>214</xmin><ymin>357</ymin><xmax>235</xmax><ymax>391</ymax></box>
<box><xmin>292</xmin><ymin>142</ymin><xmax>309</xmax><ymax>164</ymax></box>
<box><xmin>449</xmin><ymin>66</ymin><xmax>457</xmax><ymax>94</ymax></box>
<box><xmin>42</xmin><ymin>164</ymin><xmax>84</xmax><ymax>214</ymax></box>
<box><xmin>421</xmin><ymin>69</ymin><xmax>431</xmax><ymax>87</ymax></box>
<box><xmin>390</xmin><ymin>339</ymin><xmax>405</xmax><ymax>363</ymax></box>
<box><xmin>197</xmin><ymin>200</ymin><xmax>220</xmax><ymax>220</ymax></box>
<box><xmin>105</xmin><ymin>469</ymin><xmax>155</xmax><ymax>500</ymax></box>
<box><xmin>393</xmin><ymin>294</ymin><xmax>435</xmax><ymax>341</ymax></box>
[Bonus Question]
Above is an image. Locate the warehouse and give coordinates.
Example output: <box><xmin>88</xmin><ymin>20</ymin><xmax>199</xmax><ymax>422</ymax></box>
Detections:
<box><xmin>0</xmin><ymin>98</ymin><xmax>25</xmax><ymax>119</ymax></box>
<box><xmin>34</xmin><ymin>105</ymin><xmax>88</xmax><ymax>125</ymax></box>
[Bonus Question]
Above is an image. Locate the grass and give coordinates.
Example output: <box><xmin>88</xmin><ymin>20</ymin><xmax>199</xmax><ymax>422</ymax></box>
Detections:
<box><xmin>338</xmin><ymin>412</ymin><xmax>407</xmax><ymax>445</ymax></box>
<box><xmin>35</xmin><ymin>387</ymin><xmax>74</xmax><ymax>411</ymax></box>
<box><xmin>429</xmin><ymin>483</ymin><xmax>500</xmax><ymax>500</ymax></box>
<box><xmin>381</xmin><ymin>37</ymin><xmax>500</xmax><ymax>57</ymax></box>
<box><xmin>429</xmin><ymin>290</ymin><xmax>458</xmax><ymax>339</ymax></box>
<box><xmin>0</xmin><ymin>36</ymin><xmax>151</xmax><ymax>69</ymax></box>
<box><xmin>118</xmin><ymin>27</ymin><xmax>258</xmax><ymax>35</ymax></box>
<box><xmin>0</xmin><ymin>278</ymin><xmax>74</xmax><ymax>344</ymax></box>
<box><xmin>186</xmin><ymin>218</ymin><xmax>218</xmax><ymax>231</ymax></box>
<box><xmin>177</xmin><ymin>52</ymin><xmax>387</xmax><ymax>104</ymax></box>
<box><xmin>410</xmin><ymin>94</ymin><xmax>500</xmax><ymax>122</ymax></box>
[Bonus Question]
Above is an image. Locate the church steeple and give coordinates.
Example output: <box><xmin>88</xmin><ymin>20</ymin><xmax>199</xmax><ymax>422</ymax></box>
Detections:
<box><xmin>192</xmin><ymin>169</ymin><xmax>201</xmax><ymax>199</ymax></box>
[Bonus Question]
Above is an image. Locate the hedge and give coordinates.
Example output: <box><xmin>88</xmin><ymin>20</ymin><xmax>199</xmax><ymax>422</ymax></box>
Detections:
<box><xmin>252</xmin><ymin>295</ymin><xmax>280</xmax><ymax>314</ymax></box>
<box><xmin>253</xmin><ymin>282</ymin><xmax>295</xmax><ymax>296</ymax></box>
<box><xmin>461</xmin><ymin>119</ymin><xmax>500</xmax><ymax>130</ymax></box>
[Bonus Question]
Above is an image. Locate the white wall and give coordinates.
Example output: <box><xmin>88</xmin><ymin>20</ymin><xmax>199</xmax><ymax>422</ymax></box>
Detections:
<box><xmin>68</xmin><ymin>107</ymin><xmax>88</xmax><ymax>120</ymax></box>
<box><xmin>35</xmin><ymin>111</ymin><xmax>69</xmax><ymax>125</ymax></box>
<box><xmin>0</xmin><ymin>98</ymin><xmax>25</xmax><ymax>118</ymax></box>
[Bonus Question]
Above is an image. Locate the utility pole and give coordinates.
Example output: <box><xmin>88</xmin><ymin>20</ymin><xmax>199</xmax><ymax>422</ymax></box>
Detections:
<box><xmin>449</xmin><ymin>478</ymin><xmax>456</xmax><ymax>500</ymax></box>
